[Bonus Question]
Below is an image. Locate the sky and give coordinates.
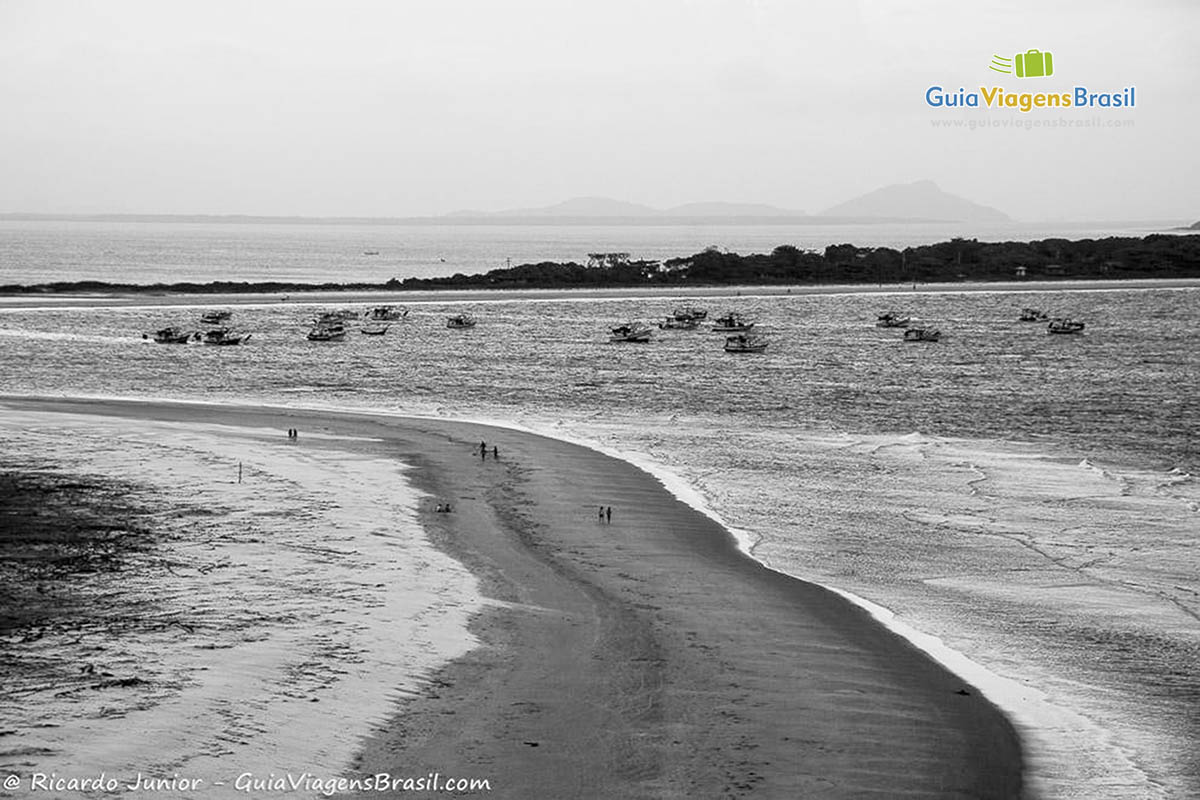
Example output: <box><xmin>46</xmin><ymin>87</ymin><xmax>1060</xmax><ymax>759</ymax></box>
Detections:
<box><xmin>1</xmin><ymin>0</ymin><xmax>1197</xmax><ymax>220</ymax></box>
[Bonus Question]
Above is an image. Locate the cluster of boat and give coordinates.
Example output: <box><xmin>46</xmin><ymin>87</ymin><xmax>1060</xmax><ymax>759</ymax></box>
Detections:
<box><xmin>144</xmin><ymin>310</ymin><xmax>251</xmax><ymax>345</ymax></box>
<box><xmin>610</xmin><ymin>307</ymin><xmax>768</xmax><ymax>353</ymax></box>
<box><xmin>306</xmin><ymin>306</ymin><xmax>407</xmax><ymax>341</ymax></box>
<box><xmin>1022</xmin><ymin>308</ymin><xmax>1087</xmax><ymax>334</ymax></box>
<box><xmin>145</xmin><ymin>302</ymin><xmax>1088</xmax><ymax>351</ymax></box>
<box><xmin>874</xmin><ymin>307</ymin><xmax>1087</xmax><ymax>343</ymax></box>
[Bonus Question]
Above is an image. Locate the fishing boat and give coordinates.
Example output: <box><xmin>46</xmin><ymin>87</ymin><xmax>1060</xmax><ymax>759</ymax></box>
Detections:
<box><xmin>672</xmin><ymin>306</ymin><xmax>707</xmax><ymax>322</ymax></box>
<box><xmin>711</xmin><ymin>313</ymin><xmax>755</xmax><ymax>333</ymax></box>
<box><xmin>903</xmin><ymin>328</ymin><xmax>941</xmax><ymax>342</ymax></box>
<box><xmin>360</xmin><ymin>323</ymin><xmax>390</xmax><ymax>336</ymax></box>
<box><xmin>876</xmin><ymin>311</ymin><xmax>910</xmax><ymax>328</ymax></box>
<box><xmin>1020</xmin><ymin>308</ymin><xmax>1050</xmax><ymax>322</ymax></box>
<box><xmin>307</xmin><ymin>321</ymin><xmax>346</xmax><ymax>341</ymax></box>
<box><xmin>724</xmin><ymin>333</ymin><xmax>768</xmax><ymax>353</ymax></box>
<box><xmin>1047</xmin><ymin>318</ymin><xmax>1086</xmax><ymax>334</ymax></box>
<box><xmin>446</xmin><ymin>313</ymin><xmax>477</xmax><ymax>329</ymax></box>
<box><xmin>609</xmin><ymin>322</ymin><xmax>652</xmax><ymax>343</ymax></box>
<box><xmin>365</xmin><ymin>305</ymin><xmax>407</xmax><ymax>321</ymax></box>
<box><xmin>200</xmin><ymin>310</ymin><xmax>232</xmax><ymax>326</ymax></box>
<box><xmin>202</xmin><ymin>328</ymin><xmax>251</xmax><ymax>345</ymax></box>
<box><xmin>144</xmin><ymin>327</ymin><xmax>198</xmax><ymax>344</ymax></box>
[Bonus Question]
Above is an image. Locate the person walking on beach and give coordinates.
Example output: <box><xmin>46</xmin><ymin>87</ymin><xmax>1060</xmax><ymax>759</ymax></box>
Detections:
<box><xmin>606</xmin><ymin>506</ymin><xmax>612</xmax><ymax>524</ymax></box>
<box><xmin>480</xmin><ymin>440</ymin><xmax>487</xmax><ymax>460</ymax></box>
<box><xmin>492</xmin><ymin>445</ymin><xmax>499</xmax><ymax>460</ymax></box>
<box><xmin>598</xmin><ymin>505</ymin><xmax>605</xmax><ymax>523</ymax></box>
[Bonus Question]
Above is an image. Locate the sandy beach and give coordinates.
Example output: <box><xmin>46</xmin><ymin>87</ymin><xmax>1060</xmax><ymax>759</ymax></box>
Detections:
<box><xmin>0</xmin><ymin>397</ymin><xmax>1026</xmax><ymax>798</ymax></box>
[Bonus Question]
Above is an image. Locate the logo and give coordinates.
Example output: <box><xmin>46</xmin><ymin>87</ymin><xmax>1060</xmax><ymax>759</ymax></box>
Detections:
<box><xmin>989</xmin><ymin>50</ymin><xmax>1054</xmax><ymax>78</ymax></box>
<box><xmin>925</xmin><ymin>49</ymin><xmax>1134</xmax><ymax>113</ymax></box>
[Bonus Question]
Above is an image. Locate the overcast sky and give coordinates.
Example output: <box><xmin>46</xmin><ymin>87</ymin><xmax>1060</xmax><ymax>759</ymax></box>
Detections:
<box><xmin>1</xmin><ymin>0</ymin><xmax>1196</xmax><ymax>220</ymax></box>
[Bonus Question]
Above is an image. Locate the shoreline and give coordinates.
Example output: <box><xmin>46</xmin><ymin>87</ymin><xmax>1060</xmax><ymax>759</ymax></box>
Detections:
<box><xmin>0</xmin><ymin>276</ymin><xmax>1196</xmax><ymax>310</ymax></box>
<box><xmin>1</xmin><ymin>396</ymin><xmax>1028</xmax><ymax>798</ymax></box>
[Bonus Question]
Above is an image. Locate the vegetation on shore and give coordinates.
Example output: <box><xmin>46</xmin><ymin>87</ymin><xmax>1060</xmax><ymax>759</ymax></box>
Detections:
<box><xmin>3</xmin><ymin>234</ymin><xmax>1199</xmax><ymax>295</ymax></box>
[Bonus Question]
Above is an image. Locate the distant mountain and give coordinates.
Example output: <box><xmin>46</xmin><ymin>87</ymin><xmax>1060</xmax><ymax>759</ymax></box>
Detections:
<box><xmin>820</xmin><ymin>180</ymin><xmax>1011</xmax><ymax>223</ymax></box>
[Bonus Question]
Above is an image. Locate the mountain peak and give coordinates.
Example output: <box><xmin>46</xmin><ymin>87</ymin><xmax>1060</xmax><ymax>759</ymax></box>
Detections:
<box><xmin>820</xmin><ymin>181</ymin><xmax>1011</xmax><ymax>222</ymax></box>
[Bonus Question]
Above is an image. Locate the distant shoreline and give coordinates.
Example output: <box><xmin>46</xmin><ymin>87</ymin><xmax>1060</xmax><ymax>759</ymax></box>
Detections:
<box><xmin>0</xmin><ymin>278</ymin><xmax>1196</xmax><ymax>310</ymax></box>
<box><xmin>2</xmin><ymin>232</ymin><xmax>1197</xmax><ymax>298</ymax></box>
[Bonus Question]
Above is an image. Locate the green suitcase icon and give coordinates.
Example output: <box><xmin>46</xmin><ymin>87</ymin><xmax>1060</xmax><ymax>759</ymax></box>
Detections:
<box><xmin>1014</xmin><ymin>49</ymin><xmax>1053</xmax><ymax>78</ymax></box>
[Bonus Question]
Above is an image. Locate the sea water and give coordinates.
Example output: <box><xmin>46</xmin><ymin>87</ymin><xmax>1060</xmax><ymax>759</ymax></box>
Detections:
<box><xmin>0</xmin><ymin>251</ymin><xmax>1197</xmax><ymax>796</ymax></box>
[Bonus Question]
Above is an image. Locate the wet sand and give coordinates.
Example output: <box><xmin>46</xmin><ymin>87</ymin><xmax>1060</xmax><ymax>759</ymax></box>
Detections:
<box><xmin>1</xmin><ymin>396</ymin><xmax>1027</xmax><ymax>798</ymax></box>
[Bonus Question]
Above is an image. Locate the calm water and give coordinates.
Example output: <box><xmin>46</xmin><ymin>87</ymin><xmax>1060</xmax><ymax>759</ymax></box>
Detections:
<box><xmin>0</xmin><ymin>222</ymin><xmax>1197</xmax><ymax>798</ymax></box>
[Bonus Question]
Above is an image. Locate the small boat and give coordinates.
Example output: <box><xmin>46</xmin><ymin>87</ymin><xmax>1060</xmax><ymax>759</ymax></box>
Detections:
<box><xmin>658</xmin><ymin>316</ymin><xmax>699</xmax><ymax>330</ymax></box>
<box><xmin>200</xmin><ymin>310</ymin><xmax>232</xmax><ymax>325</ymax></box>
<box><xmin>711</xmin><ymin>313</ymin><xmax>755</xmax><ymax>333</ymax></box>
<box><xmin>672</xmin><ymin>306</ymin><xmax>707</xmax><ymax>322</ymax></box>
<box><xmin>363</xmin><ymin>250</ymin><xmax>380</xmax><ymax>256</ymax></box>
<box><xmin>609</xmin><ymin>322</ymin><xmax>652</xmax><ymax>343</ymax></box>
<box><xmin>307</xmin><ymin>323</ymin><xmax>346</xmax><ymax>341</ymax></box>
<box><xmin>144</xmin><ymin>326</ymin><xmax>198</xmax><ymax>344</ymax></box>
<box><xmin>202</xmin><ymin>328</ymin><xmax>251</xmax><ymax>345</ymax></box>
<box><xmin>876</xmin><ymin>311</ymin><xmax>910</xmax><ymax>328</ymax></box>
<box><xmin>446</xmin><ymin>313</ymin><xmax>477</xmax><ymax>329</ymax></box>
<box><xmin>1020</xmin><ymin>308</ymin><xmax>1050</xmax><ymax>322</ymax></box>
<box><xmin>1047</xmin><ymin>318</ymin><xmax>1085</xmax><ymax>334</ymax></box>
<box><xmin>903</xmin><ymin>328</ymin><xmax>941</xmax><ymax>342</ymax></box>
<box><xmin>365</xmin><ymin>305</ymin><xmax>407</xmax><ymax>321</ymax></box>
<box><xmin>360</xmin><ymin>323</ymin><xmax>390</xmax><ymax>336</ymax></box>
<box><xmin>724</xmin><ymin>334</ymin><xmax>768</xmax><ymax>353</ymax></box>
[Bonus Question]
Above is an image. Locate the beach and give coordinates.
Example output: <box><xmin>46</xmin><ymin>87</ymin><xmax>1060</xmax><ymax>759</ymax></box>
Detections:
<box><xmin>0</xmin><ymin>397</ymin><xmax>1025</xmax><ymax>798</ymax></box>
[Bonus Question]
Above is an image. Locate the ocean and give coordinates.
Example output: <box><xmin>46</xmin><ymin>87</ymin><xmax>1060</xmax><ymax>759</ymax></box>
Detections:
<box><xmin>1</xmin><ymin>220</ymin><xmax>1197</xmax><ymax>798</ymax></box>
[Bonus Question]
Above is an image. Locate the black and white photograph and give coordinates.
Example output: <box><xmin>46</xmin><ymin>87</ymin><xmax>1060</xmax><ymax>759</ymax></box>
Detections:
<box><xmin>1</xmin><ymin>2</ymin><xmax>1196</xmax><ymax>798</ymax></box>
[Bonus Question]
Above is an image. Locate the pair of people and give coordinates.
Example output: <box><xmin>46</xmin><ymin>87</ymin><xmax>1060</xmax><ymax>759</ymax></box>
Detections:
<box><xmin>597</xmin><ymin>505</ymin><xmax>612</xmax><ymax>523</ymax></box>
<box><xmin>435</xmin><ymin>502</ymin><xmax>453</xmax><ymax>513</ymax></box>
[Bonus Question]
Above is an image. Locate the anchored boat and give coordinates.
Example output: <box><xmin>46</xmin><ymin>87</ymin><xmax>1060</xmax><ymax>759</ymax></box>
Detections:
<box><xmin>711</xmin><ymin>313</ymin><xmax>755</xmax><ymax>333</ymax></box>
<box><xmin>359</xmin><ymin>323</ymin><xmax>390</xmax><ymax>336</ymax></box>
<box><xmin>365</xmin><ymin>305</ymin><xmax>407</xmax><ymax>321</ymax></box>
<box><xmin>145</xmin><ymin>327</ymin><xmax>198</xmax><ymax>344</ymax></box>
<box><xmin>876</xmin><ymin>311</ymin><xmax>910</xmax><ymax>328</ymax></box>
<box><xmin>724</xmin><ymin>333</ymin><xmax>768</xmax><ymax>353</ymax></box>
<box><xmin>903</xmin><ymin>328</ymin><xmax>941</xmax><ymax>343</ymax></box>
<box><xmin>1047</xmin><ymin>318</ymin><xmax>1086</xmax><ymax>334</ymax></box>
<box><xmin>202</xmin><ymin>328</ymin><xmax>251</xmax><ymax>345</ymax></box>
<box><xmin>609</xmin><ymin>322</ymin><xmax>652</xmax><ymax>343</ymax></box>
